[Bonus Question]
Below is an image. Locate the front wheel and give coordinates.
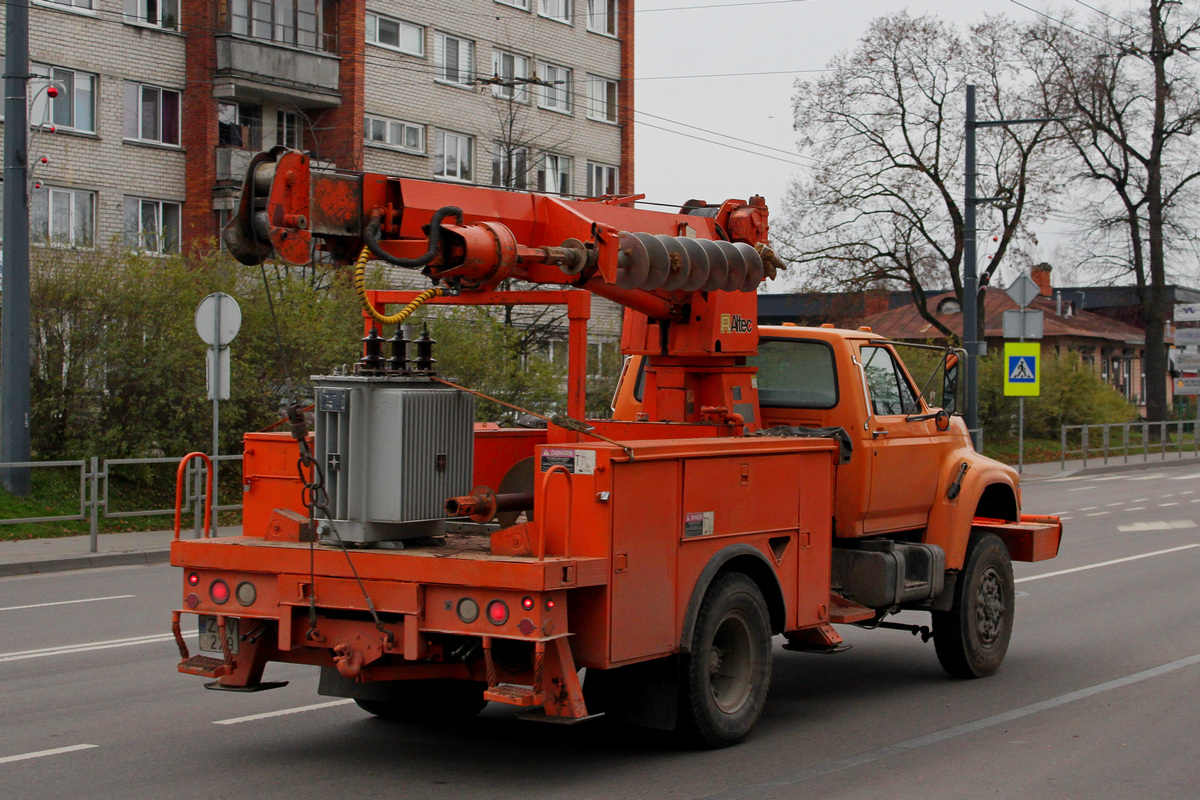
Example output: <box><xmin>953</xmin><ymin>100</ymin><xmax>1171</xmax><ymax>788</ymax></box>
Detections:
<box><xmin>933</xmin><ymin>532</ymin><xmax>1015</xmax><ymax>679</ymax></box>
<box><xmin>679</xmin><ymin>573</ymin><xmax>773</xmax><ymax>747</ymax></box>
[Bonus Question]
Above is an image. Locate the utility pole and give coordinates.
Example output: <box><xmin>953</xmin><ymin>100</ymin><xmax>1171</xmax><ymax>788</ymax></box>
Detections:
<box><xmin>2</xmin><ymin>0</ymin><xmax>32</xmax><ymax>495</ymax></box>
<box><xmin>963</xmin><ymin>84</ymin><xmax>1060</xmax><ymax>452</ymax></box>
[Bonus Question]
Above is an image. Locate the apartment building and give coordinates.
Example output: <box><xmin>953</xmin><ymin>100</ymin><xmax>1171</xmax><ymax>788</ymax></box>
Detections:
<box><xmin>0</xmin><ymin>0</ymin><xmax>634</xmax><ymax>254</ymax></box>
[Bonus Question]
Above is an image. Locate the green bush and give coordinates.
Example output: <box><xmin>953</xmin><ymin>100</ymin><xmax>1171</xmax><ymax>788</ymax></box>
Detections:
<box><xmin>978</xmin><ymin>349</ymin><xmax>1136</xmax><ymax>440</ymax></box>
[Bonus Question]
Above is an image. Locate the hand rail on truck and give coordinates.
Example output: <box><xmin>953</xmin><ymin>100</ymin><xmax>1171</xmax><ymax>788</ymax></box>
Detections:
<box><xmin>175</xmin><ymin>452</ymin><xmax>214</xmax><ymax>539</ymax></box>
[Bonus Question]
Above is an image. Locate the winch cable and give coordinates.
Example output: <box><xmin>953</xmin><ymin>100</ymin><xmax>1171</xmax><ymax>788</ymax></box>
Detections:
<box><xmin>353</xmin><ymin>244</ymin><xmax>446</xmax><ymax>325</ymax></box>
<box><xmin>431</xmin><ymin>376</ymin><xmax>636</xmax><ymax>461</ymax></box>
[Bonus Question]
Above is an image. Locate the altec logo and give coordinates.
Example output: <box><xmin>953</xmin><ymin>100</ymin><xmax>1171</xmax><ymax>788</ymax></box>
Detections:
<box><xmin>720</xmin><ymin>314</ymin><xmax>754</xmax><ymax>334</ymax></box>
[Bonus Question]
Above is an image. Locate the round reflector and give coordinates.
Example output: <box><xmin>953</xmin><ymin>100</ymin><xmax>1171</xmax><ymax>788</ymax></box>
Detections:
<box><xmin>210</xmin><ymin>579</ymin><xmax>230</xmax><ymax>605</ymax></box>
<box><xmin>486</xmin><ymin>600</ymin><xmax>509</xmax><ymax>626</ymax></box>
<box><xmin>456</xmin><ymin>597</ymin><xmax>480</xmax><ymax>624</ymax></box>
<box><xmin>235</xmin><ymin>581</ymin><xmax>256</xmax><ymax>606</ymax></box>
<box><xmin>521</xmin><ymin>596</ymin><xmax>535</xmax><ymax>611</ymax></box>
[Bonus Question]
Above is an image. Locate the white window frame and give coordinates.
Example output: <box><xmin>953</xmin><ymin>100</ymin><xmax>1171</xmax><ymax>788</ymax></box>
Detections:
<box><xmin>31</xmin><ymin>186</ymin><xmax>96</xmax><ymax>248</ymax></box>
<box><xmin>494</xmin><ymin>0</ymin><xmax>529</xmax><ymax>9</ymax></box>
<box><xmin>30</xmin><ymin>65</ymin><xmax>97</xmax><ymax>134</ymax></box>
<box><xmin>35</xmin><ymin>0</ymin><xmax>95</xmax><ymax>12</ymax></box>
<box><xmin>537</xmin><ymin>153</ymin><xmax>571</xmax><ymax>195</ymax></box>
<box><xmin>123</xmin><ymin>0</ymin><xmax>178</xmax><ymax>29</ymax></box>
<box><xmin>365</xmin><ymin>114</ymin><xmax>425</xmax><ymax>154</ymax></box>
<box><xmin>277</xmin><ymin>110</ymin><xmax>301</xmax><ymax>149</ymax></box>
<box><xmin>538</xmin><ymin>0</ymin><xmax>571</xmax><ymax>24</ymax></box>
<box><xmin>492</xmin><ymin>142</ymin><xmax>530</xmax><ymax>190</ymax></box>
<box><xmin>125</xmin><ymin>197</ymin><xmax>182</xmax><ymax>255</ymax></box>
<box><xmin>537</xmin><ymin>62</ymin><xmax>571</xmax><ymax>113</ymax></box>
<box><xmin>587</xmin><ymin>75</ymin><xmax>618</xmax><ymax>123</ymax></box>
<box><xmin>366</xmin><ymin>12</ymin><xmax>423</xmax><ymax>56</ymax></box>
<box><xmin>434</xmin><ymin>32</ymin><xmax>475</xmax><ymax>87</ymax></box>
<box><xmin>586</xmin><ymin>0</ymin><xmax>615</xmax><ymax>35</ymax></box>
<box><xmin>231</xmin><ymin>0</ymin><xmax>323</xmax><ymax>50</ymax></box>
<box><xmin>586</xmin><ymin>162</ymin><xmax>619</xmax><ymax>196</ymax></box>
<box><xmin>491</xmin><ymin>50</ymin><xmax>530</xmax><ymax>103</ymax></box>
<box><xmin>124</xmin><ymin>82</ymin><xmax>182</xmax><ymax>145</ymax></box>
<box><xmin>434</xmin><ymin>130</ymin><xmax>474</xmax><ymax>182</ymax></box>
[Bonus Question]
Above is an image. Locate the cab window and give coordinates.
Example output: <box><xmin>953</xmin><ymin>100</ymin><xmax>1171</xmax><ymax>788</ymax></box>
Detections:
<box><xmin>748</xmin><ymin>338</ymin><xmax>838</xmax><ymax>409</ymax></box>
<box><xmin>861</xmin><ymin>345</ymin><xmax>920</xmax><ymax>416</ymax></box>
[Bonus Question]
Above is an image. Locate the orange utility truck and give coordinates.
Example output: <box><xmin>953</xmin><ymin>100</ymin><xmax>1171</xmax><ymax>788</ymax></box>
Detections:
<box><xmin>171</xmin><ymin>148</ymin><xmax>1062</xmax><ymax>746</ymax></box>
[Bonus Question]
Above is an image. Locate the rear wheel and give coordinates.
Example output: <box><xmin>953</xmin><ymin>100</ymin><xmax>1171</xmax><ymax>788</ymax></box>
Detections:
<box><xmin>679</xmin><ymin>573</ymin><xmax>772</xmax><ymax>747</ymax></box>
<box><xmin>355</xmin><ymin>679</ymin><xmax>488</xmax><ymax>724</ymax></box>
<box><xmin>933</xmin><ymin>532</ymin><xmax>1014</xmax><ymax>679</ymax></box>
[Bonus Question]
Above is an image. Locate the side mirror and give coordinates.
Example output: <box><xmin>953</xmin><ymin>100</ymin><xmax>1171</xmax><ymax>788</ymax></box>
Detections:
<box><xmin>935</xmin><ymin>408</ymin><xmax>951</xmax><ymax>432</ymax></box>
<box><xmin>942</xmin><ymin>357</ymin><xmax>959</xmax><ymax>416</ymax></box>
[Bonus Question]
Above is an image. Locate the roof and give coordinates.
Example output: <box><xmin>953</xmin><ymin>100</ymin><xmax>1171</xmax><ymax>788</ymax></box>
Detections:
<box><xmin>858</xmin><ymin>290</ymin><xmax>1145</xmax><ymax>346</ymax></box>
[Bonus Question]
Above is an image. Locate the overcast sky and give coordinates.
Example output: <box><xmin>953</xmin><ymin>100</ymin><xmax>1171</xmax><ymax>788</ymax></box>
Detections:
<box><xmin>632</xmin><ymin>0</ymin><xmax>1095</xmax><ymax>284</ymax></box>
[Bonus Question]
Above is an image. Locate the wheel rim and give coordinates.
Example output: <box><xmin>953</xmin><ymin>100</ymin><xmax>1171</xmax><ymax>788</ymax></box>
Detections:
<box><xmin>708</xmin><ymin>610</ymin><xmax>756</xmax><ymax>714</ymax></box>
<box><xmin>975</xmin><ymin>565</ymin><xmax>1005</xmax><ymax>646</ymax></box>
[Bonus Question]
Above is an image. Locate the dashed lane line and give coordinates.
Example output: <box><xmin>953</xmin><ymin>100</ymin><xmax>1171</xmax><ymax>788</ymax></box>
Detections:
<box><xmin>0</xmin><ymin>595</ymin><xmax>135</xmax><ymax>613</ymax></box>
<box><xmin>1117</xmin><ymin>520</ymin><xmax>1197</xmax><ymax>532</ymax></box>
<box><xmin>1016</xmin><ymin>543</ymin><xmax>1200</xmax><ymax>583</ymax></box>
<box><xmin>0</xmin><ymin>633</ymin><xmax>176</xmax><ymax>663</ymax></box>
<box><xmin>213</xmin><ymin>699</ymin><xmax>356</xmax><ymax>725</ymax></box>
<box><xmin>0</xmin><ymin>744</ymin><xmax>97</xmax><ymax>765</ymax></box>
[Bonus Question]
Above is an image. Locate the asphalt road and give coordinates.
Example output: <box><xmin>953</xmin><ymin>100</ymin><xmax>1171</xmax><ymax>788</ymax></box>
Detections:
<box><xmin>1</xmin><ymin>467</ymin><xmax>1198</xmax><ymax>800</ymax></box>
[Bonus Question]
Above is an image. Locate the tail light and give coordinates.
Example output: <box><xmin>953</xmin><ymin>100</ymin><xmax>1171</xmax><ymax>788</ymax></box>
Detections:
<box><xmin>235</xmin><ymin>581</ymin><xmax>257</xmax><ymax>606</ymax></box>
<box><xmin>210</xmin><ymin>579</ymin><xmax>230</xmax><ymax>605</ymax></box>
<box><xmin>486</xmin><ymin>600</ymin><xmax>509</xmax><ymax>625</ymax></box>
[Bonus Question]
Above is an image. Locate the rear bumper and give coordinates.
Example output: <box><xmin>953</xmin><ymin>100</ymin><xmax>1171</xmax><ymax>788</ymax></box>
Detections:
<box><xmin>975</xmin><ymin>514</ymin><xmax>1063</xmax><ymax>562</ymax></box>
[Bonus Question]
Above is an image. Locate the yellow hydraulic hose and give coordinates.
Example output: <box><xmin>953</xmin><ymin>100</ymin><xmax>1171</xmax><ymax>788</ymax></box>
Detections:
<box><xmin>353</xmin><ymin>245</ymin><xmax>444</xmax><ymax>325</ymax></box>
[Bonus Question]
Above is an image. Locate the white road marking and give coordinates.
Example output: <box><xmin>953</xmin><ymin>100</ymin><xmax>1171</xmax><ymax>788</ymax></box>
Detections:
<box><xmin>1069</xmin><ymin>486</ymin><xmax>1097</xmax><ymax>492</ymax></box>
<box><xmin>699</xmin><ymin>653</ymin><xmax>1200</xmax><ymax>799</ymax></box>
<box><xmin>1168</xmin><ymin>473</ymin><xmax>1200</xmax><ymax>480</ymax></box>
<box><xmin>1117</xmin><ymin>520</ymin><xmax>1197</xmax><ymax>532</ymax></box>
<box><xmin>0</xmin><ymin>633</ymin><xmax>176</xmax><ymax>663</ymax></box>
<box><xmin>1016</xmin><ymin>544</ymin><xmax>1200</xmax><ymax>583</ymax></box>
<box><xmin>1086</xmin><ymin>512</ymin><xmax>1110</xmax><ymax>517</ymax></box>
<box><xmin>213</xmin><ymin>699</ymin><xmax>355</xmax><ymax>725</ymax></box>
<box><xmin>1159</xmin><ymin>502</ymin><xmax>1180</xmax><ymax>507</ymax></box>
<box><xmin>0</xmin><ymin>744</ymin><xmax>97</xmax><ymax>765</ymax></box>
<box><xmin>1079</xmin><ymin>506</ymin><xmax>1098</xmax><ymax>511</ymax></box>
<box><xmin>0</xmin><ymin>595</ymin><xmax>135</xmax><ymax>613</ymax></box>
<box><xmin>1105</xmin><ymin>502</ymin><xmax>1126</xmax><ymax>507</ymax></box>
<box><xmin>1127</xmin><ymin>506</ymin><xmax>1146</xmax><ymax>511</ymax></box>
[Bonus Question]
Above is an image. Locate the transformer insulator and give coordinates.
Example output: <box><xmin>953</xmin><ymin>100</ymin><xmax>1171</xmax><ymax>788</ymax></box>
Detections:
<box><xmin>387</xmin><ymin>324</ymin><xmax>411</xmax><ymax>373</ymax></box>
<box><xmin>615</xmin><ymin>232</ymin><xmax>764</xmax><ymax>293</ymax></box>
<box><xmin>414</xmin><ymin>326</ymin><xmax>437</xmax><ymax>373</ymax></box>
<box><xmin>360</xmin><ymin>325</ymin><xmax>385</xmax><ymax>373</ymax></box>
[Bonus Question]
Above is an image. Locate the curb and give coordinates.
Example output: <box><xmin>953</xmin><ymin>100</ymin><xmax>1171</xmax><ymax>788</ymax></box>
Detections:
<box><xmin>1021</xmin><ymin>455</ymin><xmax>1200</xmax><ymax>481</ymax></box>
<box><xmin>0</xmin><ymin>548</ymin><xmax>171</xmax><ymax>578</ymax></box>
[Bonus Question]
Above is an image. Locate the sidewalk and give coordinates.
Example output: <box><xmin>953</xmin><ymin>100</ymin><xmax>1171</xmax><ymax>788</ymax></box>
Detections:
<box><xmin>2</xmin><ymin>451</ymin><xmax>1199</xmax><ymax>577</ymax></box>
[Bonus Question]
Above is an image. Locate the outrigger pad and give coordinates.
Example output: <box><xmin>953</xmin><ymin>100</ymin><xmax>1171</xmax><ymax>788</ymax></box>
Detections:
<box><xmin>204</xmin><ymin>681</ymin><xmax>290</xmax><ymax>693</ymax></box>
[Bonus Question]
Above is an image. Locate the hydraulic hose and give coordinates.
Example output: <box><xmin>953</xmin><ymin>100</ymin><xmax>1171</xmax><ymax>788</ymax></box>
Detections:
<box><xmin>353</xmin><ymin>245</ymin><xmax>445</xmax><ymax>325</ymax></box>
<box><xmin>362</xmin><ymin>205</ymin><xmax>463</xmax><ymax>269</ymax></box>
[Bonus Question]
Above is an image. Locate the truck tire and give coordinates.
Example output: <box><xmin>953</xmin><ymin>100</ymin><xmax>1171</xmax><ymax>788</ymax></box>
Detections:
<box><xmin>679</xmin><ymin>573</ymin><xmax>772</xmax><ymax>747</ymax></box>
<box><xmin>933</xmin><ymin>531</ymin><xmax>1014</xmax><ymax>679</ymax></box>
<box><xmin>355</xmin><ymin>680</ymin><xmax>488</xmax><ymax>724</ymax></box>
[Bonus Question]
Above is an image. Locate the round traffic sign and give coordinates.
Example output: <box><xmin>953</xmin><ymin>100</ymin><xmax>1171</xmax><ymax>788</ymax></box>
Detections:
<box><xmin>195</xmin><ymin>293</ymin><xmax>242</xmax><ymax>346</ymax></box>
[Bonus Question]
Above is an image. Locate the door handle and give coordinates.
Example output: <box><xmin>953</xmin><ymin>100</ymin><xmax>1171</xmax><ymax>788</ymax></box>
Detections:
<box><xmin>871</xmin><ymin>429</ymin><xmax>889</xmax><ymax>438</ymax></box>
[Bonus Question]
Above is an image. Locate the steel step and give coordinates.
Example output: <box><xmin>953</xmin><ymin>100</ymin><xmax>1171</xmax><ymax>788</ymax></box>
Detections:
<box><xmin>828</xmin><ymin>594</ymin><xmax>875</xmax><ymax>624</ymax></box>
<box><xmin>178</xmin><ymin>654</ymin><xmax>229</xmax><ymax>678</ymax></box>
<box><xmin>484</xmin><ymin>683</ymin><xmax>542</xmax><ymax>707</ymax></box>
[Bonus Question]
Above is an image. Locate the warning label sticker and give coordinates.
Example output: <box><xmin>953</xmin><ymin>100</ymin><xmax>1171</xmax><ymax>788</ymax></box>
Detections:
<box><xmin>683</xmin><ymin>511</ymin><xmax>715</xmax><ymax>538</ymax></box>
<box><xmin>540</xmin><ymin>448</ymin><xmax>596</xmax><ymax>475</ymax></box>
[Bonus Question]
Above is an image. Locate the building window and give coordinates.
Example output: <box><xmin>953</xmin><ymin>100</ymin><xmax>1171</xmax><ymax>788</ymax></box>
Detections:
<box><xmin>40</xmin><ymin>0</ymin><xmax>93</xmax><ymax>9</ymax></box>
<box><xmin>366</xmin><ymin>12</ymin><xmax>422</xmax><ymax>55</ymax></box>
<box><xmin>365</xmin><ymin>114</ymin><xmax>424</xmax><ymax>153</ymax></box>
<box><xmin>495</xmin><ymin>0</ymin><xmax>529</xmax><ymax>8</ymax></box>
<box><xmin>538</xmin><ymin>0</ymin><xmax>571</xmax><ymax>23</ymax></box>
<box><xmin>277</xmin><ymin>110</ymin><xmax>301</xmax><ymax>149</ymax></box>
<box><xmin>586</xmin><ymin>162</ymin><xmax>618</xmax><ymax>196</ymax></box>
<box><xmin>434</xmin><ymin>130</ymin><xmax>473</xmax><ymax>182</ymax></box>
<box><xmin>537</xmin><ymin>153</ymin><xmax>571</xmax><ymax>194</ymax></box>
<box><xmin>123</xmin><ymin>0</ymin><xmax>177</xmax><ymax>28</ymax></box>
<box><xmin>537</xmin><ymin>62</ymin><xmax>571</xmax><ymax>113</ymax></box>
<box><xmin>434</xmin><ymin>32</ymin><xmax>474</xmax><ymax>86</ymax></box>
<box><xmin>492</xmin><ymin>50</ymin><xmax>530</xmax><ymax>103</ymax></box>
<box><xmin>587</xmin><ymin>76</ymin><xmax>617</xmax><ymax>123</ymax></box>
<box><xmin>586</xmin><ymin>0</ymin><xmax>615</xmax><ymax>34</ymax></box>
<box><xmin>31</xmin><ymin>187</ymin><xmax>95</xmax><ymax>248</ymax></box>
<box><xmin>124</xmin><ymin>83</ymin><xmax>181</xmax><ymax>145</ymax></box>
<box><xmin>124</xmin><ymin>198</ymin><xmax>181</xmax><ymax>254</ymax></box>
<box><xmin>230</xmin><ymin>0</ymin><xmax>323</xmax><ymax>50</ymax></box>
<box><xmin>492</xmin><ymin>143</ymin><xmax>529</xmax><ymax>189</ymax></box>
<box><xmin>218</xmin><ymin>102</ymin><xmax>263</xmax><ymax>149</ymax></box>
<box><xmin>30</xmin><ymin>65</ymin><xmax>96</xmax><ymax>133</ymax></box>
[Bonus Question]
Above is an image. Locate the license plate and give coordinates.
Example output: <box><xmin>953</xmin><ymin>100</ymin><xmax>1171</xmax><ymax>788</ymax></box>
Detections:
<box><xmin>198</xmin><ymin>615</ymin><xmax>240</xmax><ymax>655</ymax></box>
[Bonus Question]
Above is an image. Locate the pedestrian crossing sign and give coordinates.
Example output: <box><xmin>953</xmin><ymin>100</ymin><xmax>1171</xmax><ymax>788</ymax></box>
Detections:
<box><xmin>1004</xmin><ymin>342</ymin><xmax>1041</xmax><ymax>396</ymax></box>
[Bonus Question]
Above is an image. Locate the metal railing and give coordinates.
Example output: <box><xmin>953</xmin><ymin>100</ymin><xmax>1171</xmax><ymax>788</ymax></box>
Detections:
<box><xmin>0</xmin><ymin>454</ymin><xmax>242</xmax><ymax>553</ymax></box>
<box><xmin>1060</xmin><ymin>421</ymin><xmax>1200</xmax><ymax>469</ymax></box>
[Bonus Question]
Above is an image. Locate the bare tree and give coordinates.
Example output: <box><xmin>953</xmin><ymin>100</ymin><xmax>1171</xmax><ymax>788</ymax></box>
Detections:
<box><xmin>778</xmin><ymin>12</ymin><xmax>1063</xmax><ymax>339</ymax></box>
<box><xmin>1025</xmin><ymin>1</ymin><xmax>1200</xmax><ymax>424</ymax></box>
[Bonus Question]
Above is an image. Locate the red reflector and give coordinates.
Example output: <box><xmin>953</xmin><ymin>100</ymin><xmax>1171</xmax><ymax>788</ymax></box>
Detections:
<box><xmin>210</xmin><ymin>579</ymin><xmax>230</xmax><ymax>605</ymax></box>
<box><xmin>486</xmin><ymin>600</ymin><xmax>509</xmax><ymax>625</ymax></box>
<box><xmin>185</xmin><ymin>593</ymin><xmax>200</xmax><ymax>609</ymax></box>
<box><xmin>187</xmin><ymin>572</ymin><xmax>200</xmax><ymax>586</ymax></box>
<box><xmin>521</xmin><ymin>596</ymin><xmax>535</xmax><ymax>611</ymax></box>
<box><xmin>545</xmin><ymin>598</ymin><xmax>555</xmax><ymax>610</ymax></box>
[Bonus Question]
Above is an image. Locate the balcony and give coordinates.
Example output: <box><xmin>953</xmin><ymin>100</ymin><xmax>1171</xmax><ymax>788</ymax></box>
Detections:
<box><xmin>213</xmin><ymin>34</ymin><xmax>341</xmax><ymax>108</ymax></box>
